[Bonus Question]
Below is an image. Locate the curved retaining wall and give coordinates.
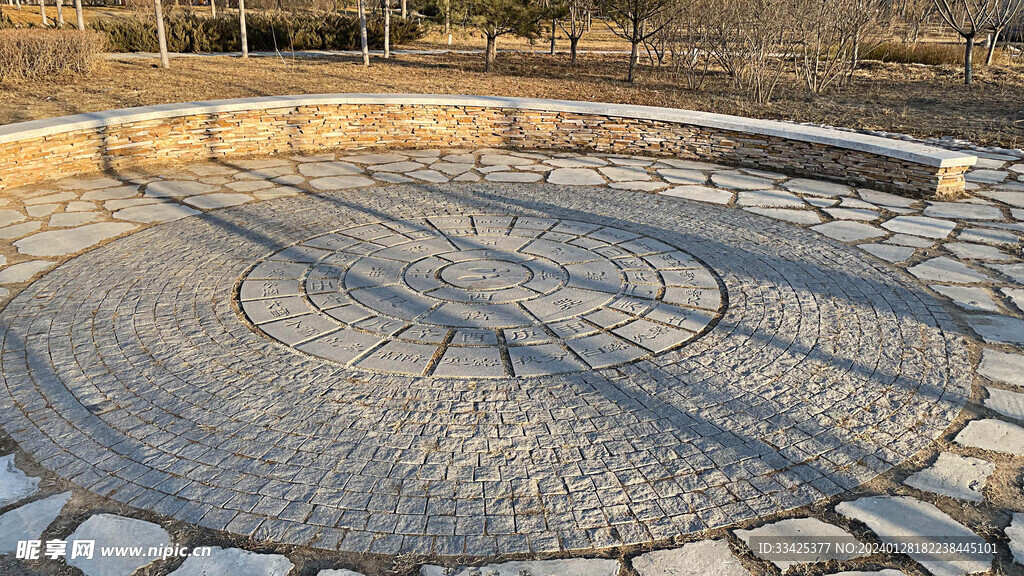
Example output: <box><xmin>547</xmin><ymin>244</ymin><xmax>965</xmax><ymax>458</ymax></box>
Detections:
<box><xmin>0</xmin><ymin>94</ymin><xmax>976</xmax><ymax>197</ymax></box>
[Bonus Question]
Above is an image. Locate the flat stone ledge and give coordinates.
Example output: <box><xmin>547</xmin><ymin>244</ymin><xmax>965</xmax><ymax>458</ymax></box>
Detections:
<box><xmin>0</xmin><ymin>95</ymin><xmax>975</xmax><ymax>169</ymax></box>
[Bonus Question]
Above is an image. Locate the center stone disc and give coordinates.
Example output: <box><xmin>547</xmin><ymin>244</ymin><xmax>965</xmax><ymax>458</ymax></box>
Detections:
<box><xmin>238</xmin><ymin>215</ymin><xmax>726</xmax><ymax>378</ymax></box>
<box><xmin>440</xmin><ymin>259</ymin><xmax>531</xmax><ymax>290</ymax></box>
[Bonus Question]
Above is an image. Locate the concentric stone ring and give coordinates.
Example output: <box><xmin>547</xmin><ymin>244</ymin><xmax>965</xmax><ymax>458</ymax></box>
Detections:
<box><xmin>239</xmin><ymin>216</ymin><xmax>726</xmax><ymax>378</ymax></box>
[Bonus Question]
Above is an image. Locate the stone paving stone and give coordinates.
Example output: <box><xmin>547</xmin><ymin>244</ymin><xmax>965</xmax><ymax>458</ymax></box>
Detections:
<box><xmin>146</xmin><ymin>180</ymin><xmax>218</xmax><ymax>198</ymax></box>
<box><xmin>58</xmin><ymin>176</ymin><xmax>123</xmax><ymax>190</ymax></box>
<box><xmin>609</xmin><ymin>181</ymin><xmax>669</xmax><ymax>191</ymax></box>
<box><xmin>14</xmin><ymin>223</ymin><xmax>137</xmax><ymax>256</ymax></box>
<box><xmin>886</xmin><ymin>234</ymin><xmax>934</xmax><ymax>248</ymax></box>
<box><xmin>342</xmin><ymin>153</ymin><xmax>409</xmax><ymax>164</ymax></box>
<box><xmin>546</xmin><ymin>157</ymin><xmax>607</xmax><ymax>168</ymax></box>
<box><xmin>736</xmin><ymin>518</ymin><xmax>863</xmax><ymax>571</ymax></box>
<box><xmin>736</xmin><ymin>189</ymin><xmax>805</xmax><ymax>208</ymax></box>
<box><xmin>859</xmin><ymin>189</ymin><xmax>917</xmax><ymax>208</ymax></box>
<box><xmin>309</xmin><ymin>176</ymin><xmax>376</xmax><ymax>190</ymax></box>
<box><xmin>903</xmin><ymin>452</ymin><xmax>994</xmax><ymax>502</ymax></box>
<box><xmin>631</xmin><ymin>540</ymin><xmax>749</xmax><ymax>576</ymax></box>
<box><xmin>1004</xmin><ymin>287</ymin><xmax>1024</xmax><ymax>311</ymax></box>
<box><xmin>988</xmin><ymin>263</ymin><xmax>1024</xmax><ymax>283</ymax></box>
<box><xmin>907</xmin><ymin>257</ymin><xmax>993</xmax><ymax>284</ymax></box>
<box><xmin>929</xmin><ymin>285</ymin><xmax>1000</xmax><ymax>312</ymax></box>
<box><xmin>24</xmin><ymin>192</ymin><xmax>75</xmax><ymax>205</ymax></box>
<box><xmin>658</xmin><ymin>158</ymin><xmax>729</xmax><ymax>170</ymax></box>
<box><xmin>983</xmin><ymin>386</ymin><xmax>1024</xmax><ymax>421</ymax></box>
<box><xmin>965</xmin><ymin>315</ymin><xmax>1024</xmax><ymax>344</ymax></box>
<box><xmin>978</xmin><ymin>349</ymin><xmax>1024</xmax><ymax>387</ymax></box>
<box><xmin>600</xmin><ymin>166</ymin><xmax>650</xmax><ymax>181</ymax></box>
<box><xmin>226</xmin><ymin>180</ymin><xmax>274</xmax><ymax>192</ymax></box>
<box><xmin>710</xmin><ymin>171</ymin><xmax>774</xmax><ymax>190</ymax></box>
<box><xmin>785</xmin><ymin>178</ymin><xmax>852</xmax><ymax>196</ymax></box>
<box><xmin>0</xmin><ymin>222</ymin><xmax>42</xmax><ymax>240</ymax></box>
<box><xmin>169</xmin><ymin>547</ymin><xmax>293</xmax><ymax>576</ymax></box>
<box><xmin>826</xmin><ymin>207</ymin><xmax>878</xmax><ymax>221</ymax></box>
<box><xmin>945</xmin><ymin>242</ymin><xmax>1012</xmax><ymax>261</ymax></box>
<box><xmin>317</xmin><ymin>570</ymin><xmax>366</xmax><ymax>576</ymax></box>
<box><xmin>184</xmin><ymin>193</ymin><xmax>255</xmax><ymax>210</ymax></box>
<box><xmin>0</xmin><ymin>261</ymin><xmax>55</xmax><ymax>283</ymax></box>
<box><xmin>548</xmin><ymin>168</ymin><xmax>605</xmax><ymax>185</ymax></box>
<box><xmin>0</xmin><ymin>492</ymin><xmax>71</xmax><ymax>553</ymax></box>
<box><xmin>0</xmin><ymin>454</ymin><xmax>39</xmax><ymax>507</ymax></box>
<box><xmin>744</xmin><ymin>207</ymin><xmax>821</xmax><ymax>224</ymax></box>
<box><xmin>924</xmin><ymin>202</ymin><xmax>1004</xmax><ymax>220</ymax></box>
<box><xmin>114</xmin><ymin>203</ymin><xmax>202</xmax><ymax>223</ymax></box>
<box><xmin>811</xmin><ymin>221</ymin><xmax>886</xmax><ymax>242</ymax></box>
<box><xmin>252</xmin><ymin>186</ymin><xmax>304</xmax><ymax>200</ymax></box>
<box><xmin>806</xmin><ymin>196</ymin><xmax>839</xmax><ymax>207</ymax></box>
<box><xmin>407</xmin><ymin>170</ymin><xmax>450</xmax><ymax>183</ymax></box>
<box><xmin>67</xmin><ymin>514</ymin><xmax>171</xmax><ymax>576</ymax></box>
<box><xmin>827</xmin><ymin>565</ymin><xmax>909</xmax><ymax>569</ymax></box>
<box><xmin>958</xmin><ymin>227</ymin><xmax>1020</xmax><ymax>246</ymax></box>
<box><xmin>966</xmin><ymin>170</ymin><xmax>1008</xmax><ymax>184</ymax></box>
<box><xmin>65</xmin><ymin>201</ymin><xmax>97</xmax><ymax>212</ymax></box>
<box><xmin>105</xmin><ymin>198</ymin><xmax>165</xmax><ymax>211</ymax></box>
<box><xmin>484</xmin><ymin>172</ymin><xmax>542</xmax><ymax>183</ymax></box>
<box><xmin>828</xmin><ymin>571</ymin><xmax>907</xmax><ymax>576</ymax></box>
<box><xmin>881</xmin><ymin>215</ymin><xmax>956</xmax><ymax>239</ymax></box>
<box><xmin>836</xmin><ymin>496</ymin><xmax>992</xmax><ymax>576</ymax></box>
<box><xmin>1007</xmin><ymin>513</ymin><xmax>1024</xmax><ymax>564</ymax></box>
<box><xmin>955</xmin><ymin>419</ymin><xmax>1024</xmax><ymax>454</ymax></box>
<box><xmin>0</xmin><ymin>210</ymin><xmax>25</xmax><ymax>228</ymax></box>
<box><xmin>658</xmin><ymin>169</ymin><xmax>706</xmax><ymax>185</ymax></box>
<box><xmin>49</xmin><ymin>212</ymin><xmax>101</xmax><ymax>228</ymax></box>
<box><xmin>660</xmin><ymin>186</ymin><xmax>732</xmax><ymax>204</ymax></box>
<box><xmin>859</xmin><ymin>244</ymin><xmax>914</xmax><ymax>263</ymax></box>
<box><xmin>420</xmin><ymin>559</ymin><xmax>620</xmax><ymax>576</ymax></box>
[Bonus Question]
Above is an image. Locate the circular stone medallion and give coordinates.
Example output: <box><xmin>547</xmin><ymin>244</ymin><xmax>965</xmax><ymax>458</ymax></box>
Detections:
<box><xmin>239</xmin><ymin>216</ymin><xmax>725</xmax><ymax>378</ymax></box>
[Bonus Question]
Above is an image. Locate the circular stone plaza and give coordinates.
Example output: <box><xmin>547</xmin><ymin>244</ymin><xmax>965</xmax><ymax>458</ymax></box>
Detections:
<box><xmin>0</xmin><ymin>95</ymin><xmax>1022</xmax><ymax>576</ymax></box>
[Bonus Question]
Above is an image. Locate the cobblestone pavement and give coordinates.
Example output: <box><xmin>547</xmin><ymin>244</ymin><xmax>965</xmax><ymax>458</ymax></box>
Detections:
<box><xmin>0</xmin><ymin>146</ymin><xmax>1021</xmax><ymax>575</ymax></box>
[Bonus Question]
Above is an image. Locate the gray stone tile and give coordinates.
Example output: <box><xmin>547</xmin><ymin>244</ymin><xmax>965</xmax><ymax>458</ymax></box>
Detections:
<box><xmin>903</xmin><ymin>452</ymin><xmax>994</xmax><ymax>502</ymax></box>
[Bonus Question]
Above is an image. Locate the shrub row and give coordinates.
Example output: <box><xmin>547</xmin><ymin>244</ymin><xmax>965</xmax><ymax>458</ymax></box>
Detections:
<box><xmin>864</xmin><ymin>41</ymin><xmax>1011</xmax><ymax>66</ymax></box>
<box><xmin>0</xmin><ymin>29</ymin><xmax>105</xmax><ymax>81</ymax></box>
<box><xmin>92</xmin><ymin>11</ymin><xmax>423</xmax><ymax>53</ymax></box>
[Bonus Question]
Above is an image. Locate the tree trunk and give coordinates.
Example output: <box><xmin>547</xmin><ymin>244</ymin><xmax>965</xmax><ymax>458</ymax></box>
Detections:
<box><xmin>550</xmin><ymin>19</ymin><xmax>556</xmax><ymax>55</ymax></box>
<box><xmin>74</xmin><ymin>0</ymin><xmax>83</xmax><ymax>29</ymax></box>
<box><xmin>383</xmin><ymin>0</ymin><xmax>390</xmax><ymax>59</ymax></box>
<box><xmin>570</xmin><ymin>36</ymin><xmax>578</xmax><ymax>64</ymax></box>
<box><xmin>485</xmin><ymin>34</ymin><xmax>496</xmax><ymax>72</ymax></box>
<box><xmin>358</xmin><ymin>0</ymin><xmax>369</xmax><ymax>66</ymax></box>
<box><xmin>627</xmin><ymin>38</ymin><xmax>639</xmax><ymax>82</ymax></box>
<box><xmin>400</xmin><ymin>0</ymin><xmax>405</xmax><ymax>19</ymax></box>
<box><xmin>239</xmin><ymin>0</ymin><xmax>248</xmax><ymax>57</ymax></box>
<box><xmin>55</xmin><ymin>0</ymin><xmax>63</xmax><ymax>25</ymax></box>
<box><xmin>986</xmin><ymin>28</ymin><xmax>1000</xmax><ymax>65</ymax></box>
<box><xmin>444</xmin><ymin>0</ymin><xmax>451</xmax><ymax>46</ymax></box>
<box><xmin>964</xmin><ymin>32</ymin><xmax>974</xmax><ymax>84</ymax></box>
<box><xmin>39</xmin><ymin>0</ymin><xmax>46</xmax><ymax>25</ymax></box>
<box><xmin>153</xmin><ymin>0</ymin><xmax>170</xmax><ymax>68</ymax></box>
<box><xmin>209</xmin><ymin>0</ymin><xmax>215</xmax><ymax>17</ymax></box>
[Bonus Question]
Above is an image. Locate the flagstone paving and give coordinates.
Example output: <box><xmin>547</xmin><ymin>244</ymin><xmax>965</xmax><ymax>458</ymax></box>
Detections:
<box><xmin>0</xmin><ymin>145</ymin><xmax>1020</xmax><ymax>575</ymax></box>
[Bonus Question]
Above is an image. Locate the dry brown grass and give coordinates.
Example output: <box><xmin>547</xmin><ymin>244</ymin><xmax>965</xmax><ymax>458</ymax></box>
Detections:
<box><xmin>0</xmin><ymin>29</ymin><xmax>105</xmax><ymax>81</ymax></box>
<box><xmin>0</xmin><ymin>51</ymin><xmax>1021</xmax><ymax>149</ymax></box>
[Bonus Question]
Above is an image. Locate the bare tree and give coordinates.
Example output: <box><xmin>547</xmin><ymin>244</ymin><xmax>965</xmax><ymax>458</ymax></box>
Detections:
<box><xmin>933</xmin><ymin>0</ymin><xmax>992</xmax><ymax>84</ymax></box>
<box><xmin>986</xmin><ymin>0</ymin><xmax>1024</xmax><ymax>63</ymax></box>
<box><xmin>792</xmin><ymin>0</ymin><xmax>890</xmax><ymax>91</ymax></box>
<box><xmin>239</xmin><ymin>0</ymin><xmax>249</xmax><ymax>57</ymax></box>
<box><xmin>401</xmin><ymin>0</ymin><xmax>406</xmax><ymax>18</ymax></box>
<box><xmin>154</xmin><ymin>0</ymin><xmax>170</xmax><ymax>68</ymax></box>
<box><xmin>39</xmin><ymin>0</ymin><xmax>46</xmax><ymax>25</ymax></box>
<box><xmin>210</xmin><ymin>0</ymin><xmax>216</xmax><ymax>17</ymax></box>
<box><xmin>383</xmin><ymin>0</ymin><xmax>391</xmax><ymax>58</ymax></box>
<box><xmin>557</xmin><ymin>0</ymin><xmax>593</xmax><ymax>63</ymax></box>
<box><xmin>599</xmin><ymin>0</ymin><xmax>682</xmax><ymax>82</ymax></box>
<box><xmin>661</xmin><ymin>0</ymin><xmax>713</xmax><ymax>89</ymax></box>
<box><xmin>74</xmin><ymin>0</ymin><xmax>84</xmax><ymax>29</ymax></box>
<box><xmin>55</xmin><ymin>0</ymin><xmax>63</xmax><ymax>25</ymax></box>
<box><xmin>358</xmin><ymin>0</ymin><xmax>370</xmax><ymax>65</ymax></box>
<box><xmin>707</xmin><ymin>0</ymin><xmax>798</xmax><ymax>103</ymax></box>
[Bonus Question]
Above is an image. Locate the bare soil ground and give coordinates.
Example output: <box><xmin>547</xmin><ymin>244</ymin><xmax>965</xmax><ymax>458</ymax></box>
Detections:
<box><xmin>0</xmin><ymin>50</ymin><xmax>1021</xmax><ymax>149</ymax></box>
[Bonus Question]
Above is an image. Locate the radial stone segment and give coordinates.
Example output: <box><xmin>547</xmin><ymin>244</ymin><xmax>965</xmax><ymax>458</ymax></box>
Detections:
<box><xmin>0</xmin><ymin>183</ymin><xmax>970</xmax><ymax>556</ymax></box>
<box><xmin>239</xmin><ymin>216</ymin><xmax>725</xmax><ymax>378</ymax></box>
